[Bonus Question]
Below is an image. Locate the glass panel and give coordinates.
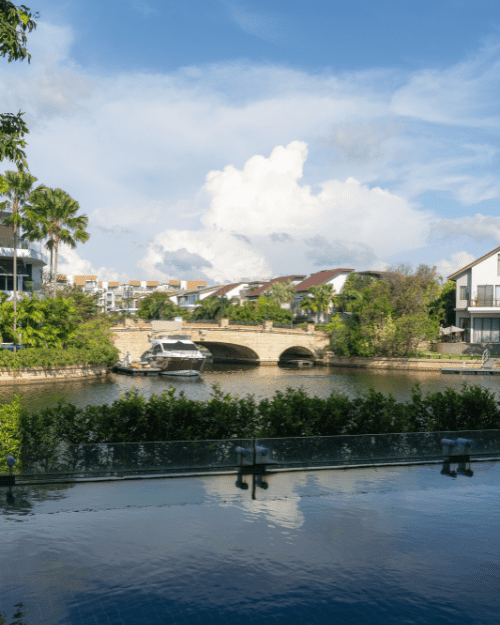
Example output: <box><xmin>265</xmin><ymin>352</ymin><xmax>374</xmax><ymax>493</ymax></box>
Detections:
<box><xmin>11</xmin><ymin>433</ymin><xmax>500</xmax><ymax>482</ymax></box>
<box><xmin>483</xmin><ymin>318</ymin><xmax>492</xmax><ymax>343</ymax></box>
<box><xmin>491</xmin><ymin>318</ymin><xmax>500</xmax><ymax>343</ymax></box>
<box><xmin>486</xmin><ymin>285</ymin><xmax>493</xmax><ymax>303</ymax></box>
<box><xmin>496</xmin><ymin>286</ymin><xmax>500</xmax><ymax>301</ymax></box>
<box><xmin>473</xmin><ymin>317</ymin><xmax>482</xmax><ymax>342</ymax></box>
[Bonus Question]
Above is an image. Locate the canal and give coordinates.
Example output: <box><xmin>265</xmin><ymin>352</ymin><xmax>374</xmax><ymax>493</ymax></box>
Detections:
<box><xmin>1</xmin><ymin>363</ymin><xmax>500</xmax><ymax>413</ymax></box>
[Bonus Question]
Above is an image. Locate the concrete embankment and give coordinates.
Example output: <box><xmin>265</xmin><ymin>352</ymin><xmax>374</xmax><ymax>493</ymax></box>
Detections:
<box><xmin>0</xmin><ymin>364</ymin><xmax>109</xmax><ymax>384</ymax></box>
<box><xmin>316</xmin><ymin>355</ymin><xmax>493</xmax><ymax>372</ymax></box>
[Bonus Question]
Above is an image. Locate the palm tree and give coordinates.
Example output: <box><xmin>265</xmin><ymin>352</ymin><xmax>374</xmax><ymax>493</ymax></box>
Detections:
<box><xmin>299</xmin><ymin>283</ymin><xmax>335</xmax><ymax>323</ymax></box>
<box><xmin>23</xmin><ymin>188</ymin><xmax>89</xmax><ymax>297</ymax></box>
<box><xmin>0</xmin><ymin>170</ymin><xmax>42</xmax><ymax>350</ymax></box>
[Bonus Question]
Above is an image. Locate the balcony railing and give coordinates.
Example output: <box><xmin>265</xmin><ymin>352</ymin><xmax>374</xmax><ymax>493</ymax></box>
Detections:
<box><xmin>468</xmin><ymin>299</ymin><xmax>500</xmax><ymax>307</ymax></box>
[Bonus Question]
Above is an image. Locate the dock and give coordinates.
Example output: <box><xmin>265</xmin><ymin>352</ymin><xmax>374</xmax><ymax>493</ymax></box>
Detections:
<box><xmin>441</xmin><ymin>368</ymin><xmax>500</xmax><ymax>375</ymax></box>
<box><xmin>112</xmin><ymin>365</ymin><xmax>163</xmax><ymax>376</ymax></box>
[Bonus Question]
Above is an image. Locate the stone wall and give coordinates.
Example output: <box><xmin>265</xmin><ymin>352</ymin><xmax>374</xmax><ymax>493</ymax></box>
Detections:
<box><xmin>0</xmin><ymin>364</ymin><xmax>109</xmax><ymax>384</ymax></box>
<box><xmin>320</xmin><ymin>355</ymin><xmax>491</xmax><ymax>371</ymax></box>
<box><xmin>437</xmin><ymin>342</ymin><xmax>500</xmax><ymax>356</ymax></box>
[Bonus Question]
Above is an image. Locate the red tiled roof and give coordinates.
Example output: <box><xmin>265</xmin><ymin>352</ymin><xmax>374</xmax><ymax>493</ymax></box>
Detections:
<box><xmin>447</xmin><ymin>245</ymin><xmax>500</xmax><ymax>280</ymax></box>
<box><xmin>146</xmin><ymin>281</ymin><xmax>158</xmax><ymax>286</ymax></box>
<box><xmin>246</xmin><ymin>275</ymin><xmax>307</xmax><ymax>298</ymax></box>
<box><xmin>108</xmin><ymin>281</ymin><xmax>119</xmax><ymax>287</ymax></box>
<box><xmin>129</xmin><ymin>280</ymin><xmax>141</xmax><ymax>286</ymax></box>
<box><xmin>295</xmin><ymin>269</ymin><xmax>354</xmax><ymax>292</ymax></box>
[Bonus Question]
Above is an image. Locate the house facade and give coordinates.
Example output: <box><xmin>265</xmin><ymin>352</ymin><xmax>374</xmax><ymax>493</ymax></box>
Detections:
<box><xmin>293</xmin><ymin>268</ymin><xmax>354</xmax><ymax>320</ymax></box>
<box><xmin>448</xmin><ymin>245</ymin><xmax>500</xmax><ymax>344</ymax></box>
<box><xmin>0</xmin><ymin>219</ymin><xmax>47</xmax><ymax>296</ymax></box>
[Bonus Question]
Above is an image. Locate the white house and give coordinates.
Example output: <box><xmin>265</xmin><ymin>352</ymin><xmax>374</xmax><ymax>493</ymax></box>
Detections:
<box><xmin>292</xmin><ymin>268</ymin><xmax>354</xmax><ymax>320</ymax></box>
<box><xmin>448</xmin><ymin>245</ymin><xmax>500</xmax><ymax>344</ymax></box>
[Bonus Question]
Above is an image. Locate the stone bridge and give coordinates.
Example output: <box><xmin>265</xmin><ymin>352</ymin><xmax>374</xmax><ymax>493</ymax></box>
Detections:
<box><xmin>111</xmin><ymin>322</ymin><xmax>330</xmax><ymax>365</ymax></box>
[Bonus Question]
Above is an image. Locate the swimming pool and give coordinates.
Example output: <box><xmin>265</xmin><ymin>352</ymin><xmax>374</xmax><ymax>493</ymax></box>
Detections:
<box><xmin>1</xmin><ymin>461</ymin><xmax>499</xmax><ymax>625</ymax></box>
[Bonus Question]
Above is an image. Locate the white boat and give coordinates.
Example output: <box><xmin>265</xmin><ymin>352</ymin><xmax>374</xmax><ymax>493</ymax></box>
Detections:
<box><xmin>140</xmin><ymin>334</ymin><xmax>206</xmax><ymax>376</ymax></box>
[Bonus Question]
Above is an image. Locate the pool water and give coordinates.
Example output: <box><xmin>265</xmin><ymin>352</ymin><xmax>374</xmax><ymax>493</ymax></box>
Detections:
<box><xmin>1</xmin><ymin>461</ymin><xmax>499</xmax><ymax>625</ymax></box>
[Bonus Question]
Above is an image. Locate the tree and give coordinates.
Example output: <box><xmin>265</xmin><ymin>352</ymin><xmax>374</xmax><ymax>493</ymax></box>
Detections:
<box><xmin>192</xmin><ymin>295</ymin><xmax>236</xmax><ymax>320</ymax></box>
<box><xmin>299</xmin><ymin>283</ymin><xmax>334</xmax><ymax>323</ymax></box>
<box><xmin>0</xmin><ymin>169</ymin><xmax>41</xmax><ymax>350</ymax></box>
<box><xmin>428</xmin><ymin>280</ymin><xmax>456</xmax><ymax>327</ymax></box>
<box><xmin>137</xmin><ymin>292</ymin><xmax>188</xmax><ymax>320</ymax></box>
<box><xmin>58</xmin><ymin>285</ymin><xmax>100</xmax><ymax>323</ymax></box>
<box><xmin>0</xmin><ymin>2</ymin><xmax>39</xmax><ymax>170</ymax></box>
<box><xmin>263</xmin><ymin>280</ymin><xmax>297</xmax><ymax>308</ymax></box>
<box><xmin>24</xmin><ymin>187</ymin><xmax>89</xmax><ymax>296</ymax></box>
<box><xmin>339</xmin><ymin>264</ymin><xmax>442</xmax><ymax>357</ymax></box>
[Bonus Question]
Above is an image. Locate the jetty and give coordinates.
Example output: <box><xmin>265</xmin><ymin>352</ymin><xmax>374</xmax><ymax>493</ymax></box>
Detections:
<box><xmin>441</xmin><ymin>349</ymin><xmax>500</xmax><ymax>375</ymax></box>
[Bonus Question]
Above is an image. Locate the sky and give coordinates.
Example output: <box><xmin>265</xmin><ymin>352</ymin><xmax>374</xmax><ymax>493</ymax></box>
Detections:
<box><xmin>1</xmin><ymin>0</ymin><xmax>500</xmax><ymax>284</ymax></box>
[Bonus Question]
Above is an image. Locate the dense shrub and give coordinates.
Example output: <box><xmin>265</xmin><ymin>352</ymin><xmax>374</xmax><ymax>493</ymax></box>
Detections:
<box><xmin>0</xmin><ymin>396</ymin><xmax>26</xmax><ymax>472</ymax></box>
<box><xmin>8</xmin><ymin>383</ymin><xmax>500</xmax><ymax>468</ymax></box>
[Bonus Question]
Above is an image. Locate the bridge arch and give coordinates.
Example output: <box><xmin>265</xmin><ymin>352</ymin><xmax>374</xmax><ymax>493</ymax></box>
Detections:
<box><xmin>194</xmin><ymin>341</ymin><xmax>260</xmax><ymax>363</ymax></box>
<box><xmin>279</xmin><ymin>345</ymin><xmax>316</xmax><ymax>362</ymax></box>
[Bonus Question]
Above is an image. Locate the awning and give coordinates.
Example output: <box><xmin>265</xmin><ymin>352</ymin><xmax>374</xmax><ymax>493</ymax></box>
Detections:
<box><xmin>440</xmin><ymin>326</ymin><xmax>465</xmax><ymax>335</ymax></box>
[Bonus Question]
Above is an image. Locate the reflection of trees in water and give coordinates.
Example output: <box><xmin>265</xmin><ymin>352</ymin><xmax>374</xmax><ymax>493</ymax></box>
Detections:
<box><xmin>0</xmin><ymin>602</ymin><xmax>27</xmax><ymax>625</ymax></box>
<box><xmin>2</xmin><ymin>482</ymin><xmax>75</xmax><ymax>514</ymax></box>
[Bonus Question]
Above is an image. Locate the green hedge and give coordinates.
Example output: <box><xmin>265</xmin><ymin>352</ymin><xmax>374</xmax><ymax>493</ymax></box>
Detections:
<box><xmin>0</xmin><ymin>397</ymin><xmax>25</xmax><ymax>473</ymax></box>
<box><xmin>0</xmin><ymin>344</ymin><xmax>119</xmax><ymax>370</ymax></box>
<box><xmin>9</xmin><ymin>383</ymin><xmax>500</xmax><ymax>468</ymax></box>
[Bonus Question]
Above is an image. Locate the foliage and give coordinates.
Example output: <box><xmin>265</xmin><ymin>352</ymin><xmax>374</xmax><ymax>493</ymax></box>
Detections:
<box><xmin>10</xmin><ymin>384</ymin><xmax>500</xmax><ymax>465</ymax></box>
<box><xmin>57</xmin><ymin>285</ymin><xmax>100</xmax><ymax>322</ymax></box>
<box><xmin>192</xmin><ymin>295</ymin><xmax>236</xmax><ymax>320</ymax></box>
<box><xmin>0</xmin><ymin>395</ymin><xmax>25</xmax><ymax>472</ymax></box>
<box><xmin>23</xmin><ymin>187</ymin><xmax>89</xmax><ymax>296</ymax></box>
<box><xmin>327</xmin><ymin>265</ymin><xmax>442</xmax><ymax>357</ymax></box>
<box><xmin>299</xmin><ymin>283</ymin><xmax>334</xmax><ymax>322</ymax></box>
<box><xmin>263</xmin><ymin>279</ymin><xmax>296</xmax><ymax>307</ymax></box>
<box><xmin>228</xmin><ymin>297</ymin><xmax>293</xmax><ymax>324</ymax></box>
<box><xmin>428</xmin><ymin>280</ymin><xmax>456</xmax><ymax>327</ymax></box>
<box><xmin>0</xmin><ymin>1</ymin><xmax>38</xmax><ymax>170</ymax></box>
<box><xmin>70</xmin><ymin>316</ymin><xmax>118</xmax><ymax>351</ymax></box>
<box><xmin>137</xmin><ymin>291</ymin><xmax>190</xmax><ymax>320</ymax></box>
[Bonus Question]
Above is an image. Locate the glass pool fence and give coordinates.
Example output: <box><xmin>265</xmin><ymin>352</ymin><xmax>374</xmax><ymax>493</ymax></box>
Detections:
<box><xmin>3</xmin><ymin>429</ymin><xmax>500</xmax><ymax>484</ymax></box>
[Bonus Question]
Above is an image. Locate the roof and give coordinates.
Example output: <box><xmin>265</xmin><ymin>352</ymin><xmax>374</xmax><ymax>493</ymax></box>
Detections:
<box><xmin>209</xmin><ymin>282</ymin><xmax>247</xmax><ymax>298</ymax></box>
<box><xmin>447</xmin><ymin>245</ymin><xmax>500</xmax><ymax>280</ymax></box>
<box><xmin>169</xmin><ymin>280</ymin><xmax>180</xmax><ymax>285</ymax></box>
<box><xmin>108</xmin><ymin>281</ymin><xmax>119</xmax><ymax>287</ymax></box>
<box><xmin>246</xmin><ymin>275</ymin><xmax>307</xmax><ymax>298</ymax></box>
<box><xmin>73</xmin><ymin>275</ymin><xmax>97</xmax><ymax>286</ymax></box>
<box><xmin>295</xmin><ymin>269</ymin><xmax>354</xmax><ymax>292</ymax></box>
<box><xmin>146</xmin><ymin>281</ymin><xmax>158</xmax><ymax>286</ymax></box>
<box><xmin>57</xmin><ymin>275</ymin><xmax>67</xmax><ymax>281</ymax></box>
<box><xmin>129</xmin><ymin>280</ymin><xmax>141</xmax><ymax>286</ymax></box>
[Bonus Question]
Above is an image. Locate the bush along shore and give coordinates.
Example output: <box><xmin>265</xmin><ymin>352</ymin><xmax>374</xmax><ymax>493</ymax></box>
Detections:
<box><xmin>1</xmin><ymin>383</ymin><xmax>500</xmax><ymax>473</ymax></box>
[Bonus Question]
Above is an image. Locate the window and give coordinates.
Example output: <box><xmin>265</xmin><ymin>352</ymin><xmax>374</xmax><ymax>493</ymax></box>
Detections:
<box><xmin>477</xmin><ymin>285</ymin><xmax>493</xmax><ymax>305</ymax></box>
<box><xmin>473</xmin><ymin>317</ymin><xmax>500</xmax><ymax>343</ymax></box>
<box><xmin>460</xmin><ymin>286</ymin><xmax>470</xmax><ymax>300</ymax></box>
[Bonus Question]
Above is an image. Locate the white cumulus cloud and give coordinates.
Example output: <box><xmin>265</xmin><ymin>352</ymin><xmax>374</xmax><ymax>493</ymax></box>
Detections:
<box><xmin>436</xmin><ymin>251</ymin><xmax>476</xmax><ymax>279</ymax></box>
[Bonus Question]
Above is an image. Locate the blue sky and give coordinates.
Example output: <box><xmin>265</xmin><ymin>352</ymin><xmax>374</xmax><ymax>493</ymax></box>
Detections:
<box><xmin>1</xmin><ymin>0</ymin><xmax>500</xmax><ymax>283</ymax></box>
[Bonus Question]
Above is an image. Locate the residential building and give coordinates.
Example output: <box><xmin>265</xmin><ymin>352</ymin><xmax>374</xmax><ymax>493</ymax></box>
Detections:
<box><xmin>0</xmin><ymin>215</ymin><xmax>48</xmax><ymax>296</ymax></box>
<box><xmin>293</xmin><ymin>268</ymin><xmax>354</xmax><ymax>321</ymax></box>
<box><xmin>448</xmin><ymin>245</ymin><xmax>500</xmax><ymax>344</ymax></box>
<box><xmin>167</xmin><ymin>279</ymin><xmax>207</xmax><ymax>291</ymax></box>
<box><xmin>73</xmin><ymin>275</ymin><xmax>98</xmax><ymax>294</ymax></box>
<box><xmin>245</xmin><ymin>275</ymin><xmax>307</xmax><ymax>307</ymax></box>
<box><xmin>175</xmin><ymin>285</ymin><xmax>222</xmax><ymax>310</ymax></box>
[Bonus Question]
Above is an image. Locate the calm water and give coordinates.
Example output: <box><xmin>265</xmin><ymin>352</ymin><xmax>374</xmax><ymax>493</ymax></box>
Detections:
<box><xmin>1</xmin><ymin>461</ymin><xmax>499</xmax><ymax>624</ymax></box>
<box><xmin>1</xmin><ymin>363</ymin><xmax>500</xmax><ymax>412</ymax></box>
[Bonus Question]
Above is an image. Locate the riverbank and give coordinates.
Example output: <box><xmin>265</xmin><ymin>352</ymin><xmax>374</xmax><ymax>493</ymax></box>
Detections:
<box><xmin>318</xmin><ymin>355</ymin><xmax>493</xmax><ymax>371</ymax></box>
<box><xmin>0</xmin><ymin>364</ymin><xmax>109</xmax><ymax>384</ymax></box>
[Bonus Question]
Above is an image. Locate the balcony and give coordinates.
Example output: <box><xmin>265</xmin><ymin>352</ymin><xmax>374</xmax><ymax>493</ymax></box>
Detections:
<box><xmin>0</xmin><ymin>237</ymin><xmax>48</xmax><ymax>265</ymax></box>
<box><xmin>468</xmin><ymin>299</ymin><xmax>500</xmax><ymax>311</ymax></box>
